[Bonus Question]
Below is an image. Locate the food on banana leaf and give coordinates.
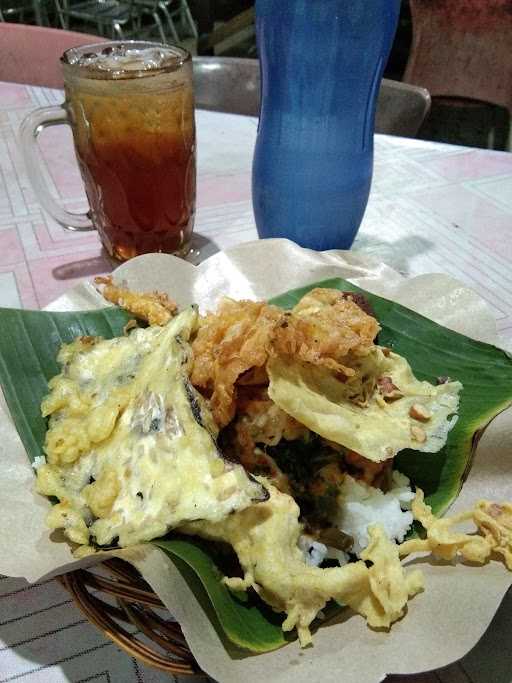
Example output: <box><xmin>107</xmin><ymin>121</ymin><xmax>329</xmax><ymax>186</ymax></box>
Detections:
<box><xmin>29</xmin><ymin>283</ymin><xmax>512</xmax><ymax>647</ymax></box>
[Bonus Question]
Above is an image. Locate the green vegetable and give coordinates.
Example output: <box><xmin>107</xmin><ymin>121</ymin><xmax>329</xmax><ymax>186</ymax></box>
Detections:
<box><xmin>265</xmin><ymin>435</ymin><xmax>343</xmax><ymax>526</ymax></box>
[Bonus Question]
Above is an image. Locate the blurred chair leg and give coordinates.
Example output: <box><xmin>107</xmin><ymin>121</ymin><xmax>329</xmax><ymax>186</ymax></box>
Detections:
<box><xmin>492</xmin><ymin>106</ymin><xmax>510</xmax><ymax>151</ymax></box>
<box><xmin>32</xmin><ymin>0</ymin><xmax>41</xmax><ymax>24</ymax></box>
<box><xmin>113</xmin><ymin>21</ymin><xmax>125</xmax><ymax>39</ymax></box>
<box><xmin>188</xmin><ymin>0</ymin><xmax>213</xmax><ymax>38</ymax></box>
<box><xmin>151</xmin><ymin>9</ymin><xmax>168</xmax><ymax>43</ymax></box>
<box><xmin>32</xmin><ymin>0</ymin><xmax>44</xmax><ymax>25</ymax></box>
<box><xmin>180</xmin><ymin>0</ymin><xmax>197</xmax><ymax>38</ymax></box>
<box><xmin>40</xmin><ymin>0</ymin><xmax>52</xmax><ymax>26</ymax></box>
<box><xmin>158</xmin><ymin>3</ymin><xmax>179</xmax><ymax>42</ymax></box>
<box><xmin>97</xmin><ymin>19</ymin><xmax>111</xmax><ymax>38</ymax></box>
<box><xmin>53</xmin><ymin>0</ymin><xmax>68</xmax><ymax>28</ymax></box>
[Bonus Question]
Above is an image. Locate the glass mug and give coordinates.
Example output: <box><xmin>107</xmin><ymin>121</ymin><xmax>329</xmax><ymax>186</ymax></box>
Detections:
<box><xmin>20</xmin><ymin>41</ymin><xmax>196</xmax><ymax>261</ymax></box>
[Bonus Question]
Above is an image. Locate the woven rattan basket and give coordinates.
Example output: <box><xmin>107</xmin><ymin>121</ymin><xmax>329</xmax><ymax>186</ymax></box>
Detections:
<box><xmin>59</xmin><ymin>559</ymin><xmax>204</xmax><ymax>676</ymax></box>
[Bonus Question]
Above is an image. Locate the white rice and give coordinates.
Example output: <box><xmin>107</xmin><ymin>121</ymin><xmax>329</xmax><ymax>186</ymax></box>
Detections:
<box><xmin>298</xmin><ymin>536</ymin><xmax>350</xmax><ymax>568</ymax></box>
<box><xmin>336</xmin><ymin>470</ymin><xmax>415</xmax><ymax>556</ymax></box>
<box><xmin>298</xmin><ymin>535</ymin><xmax>328</xmax><ymax>566</ymax></box>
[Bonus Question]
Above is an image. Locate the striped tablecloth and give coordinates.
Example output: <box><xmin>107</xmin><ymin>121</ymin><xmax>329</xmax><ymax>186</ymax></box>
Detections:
<box><xmin>1</xmin><ymin>81</ymin><xmax>511</xmax><ymax>683</ymax></box>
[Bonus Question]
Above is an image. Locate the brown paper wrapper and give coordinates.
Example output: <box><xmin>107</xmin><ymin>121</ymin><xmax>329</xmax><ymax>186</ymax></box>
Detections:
<box><xmin>1</xmin><ymin>239</ymin><xmax>510</xmax><ymax>682</ymax></box>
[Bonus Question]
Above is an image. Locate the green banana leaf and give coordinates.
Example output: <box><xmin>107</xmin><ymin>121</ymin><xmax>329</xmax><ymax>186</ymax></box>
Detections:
<box><xmin>154</xmin><ymin>538</ymin><xmax>287</xmax><ymax>653</ymax></box>
<box><xmin>1</xmin><ymin>276</ymin><xmax>511</xmax><ymax>655</ymax></box>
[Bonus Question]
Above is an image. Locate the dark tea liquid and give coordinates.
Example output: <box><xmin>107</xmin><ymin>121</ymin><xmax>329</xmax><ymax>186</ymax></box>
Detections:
<box><xmin>64</xmin><ymin>48</ymin><xmax>196</xmax><ymax>261</ymax></box>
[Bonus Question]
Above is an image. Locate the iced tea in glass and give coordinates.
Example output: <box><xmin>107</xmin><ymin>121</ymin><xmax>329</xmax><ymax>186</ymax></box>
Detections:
<box><xmin>20</xmin><ymin>41</ymin><xmax>196</xmax><ymax>261</ymax></box>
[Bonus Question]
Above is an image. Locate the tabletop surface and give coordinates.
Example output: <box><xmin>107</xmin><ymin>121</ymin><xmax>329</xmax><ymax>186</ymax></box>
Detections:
<box><xmin>1</xmin><ymin>80</ymin><xmax>512</xmax><ymax>683</ymax></box>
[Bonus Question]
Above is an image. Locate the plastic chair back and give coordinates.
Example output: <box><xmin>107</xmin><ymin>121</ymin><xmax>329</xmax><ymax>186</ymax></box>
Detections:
<box><xmin>0</xmin><ymin>23</ymin><xmax>106</xmax><ymax>88</ymax></box>
<box><xmin>193</xmin><ymin>56</ymin><xmax>260</xmax><ymax>117</ymax></box>
<box><xmin>376</xmin><ymin>78</ymin><xmax>431</xmax><ymax>137</ymax></box>
<box><xmin>193</xmin><ymin>57</ymin><xmax>431</xmax><ymax>136</ymax></box>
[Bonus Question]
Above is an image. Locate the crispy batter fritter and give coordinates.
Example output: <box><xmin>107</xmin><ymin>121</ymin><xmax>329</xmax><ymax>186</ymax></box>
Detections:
<box><xmin>36</xmin><ymin>309</ymin><xmax>267</xmax><ymax>554</ymax></box>
<box><xmin>272</xmin><ymin>288</ymin><xmax>380</xmax><ymax>377</ymax></box>
<box><xmin>95</xmin><ymin>276</ymin><xmax>177</xmax><ymax>326</ymax></box>
<box><xmin>183</xmin><ymin>481</ymin><xmax>424</xmax><ymax>646</ymax></box>
<box><xmin>190</xmin><ymin>298</ymin><xmax>284</xmax><ymax>427</ymax></box>
<box><xmin>400</xmin><ymin>489</ymin><xmax>512</xmax><ymax>569</ymax></box>
<box><xmin>191</xmin><ymin>289</ymin><xmax>379</xmax><ymax>428</ymax></box>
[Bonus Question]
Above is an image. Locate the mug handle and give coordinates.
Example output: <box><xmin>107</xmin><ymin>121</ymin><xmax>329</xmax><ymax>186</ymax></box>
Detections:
<box><xmin>19</xmin><ymin>105</ymin><xmax>94</xmax><ymax>231</ymax></box>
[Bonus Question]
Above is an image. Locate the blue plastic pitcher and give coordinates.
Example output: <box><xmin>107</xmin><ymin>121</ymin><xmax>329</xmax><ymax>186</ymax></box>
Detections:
<box><xmin>252</xmin><ymin>0</ymin><xmax>400</xmax><ymax>250</ymax></box>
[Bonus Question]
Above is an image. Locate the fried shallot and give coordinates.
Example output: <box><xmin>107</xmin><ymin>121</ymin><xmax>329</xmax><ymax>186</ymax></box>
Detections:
<box><xmin>190</xmin><ymin>298</ymin><xmax>284</xmax><ymax>427</ymax></box>
<box><xmin>271</xmin><ymin>288</ymin><xmax>380</xmax><ymax>377</ymax></box>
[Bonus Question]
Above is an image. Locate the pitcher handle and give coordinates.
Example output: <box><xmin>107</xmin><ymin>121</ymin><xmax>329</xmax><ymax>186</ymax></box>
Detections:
<box><xmin>19</xmin><ymin>105</ymin><xmax>94</xmax><ymax>231</ymax></box>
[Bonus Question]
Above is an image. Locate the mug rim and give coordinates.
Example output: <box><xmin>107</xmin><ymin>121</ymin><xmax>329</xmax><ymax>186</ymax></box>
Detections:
<box><xmin>61</xmin><ymin>40</ymin><xmax>191</xmax><ymax>80</ymax></box>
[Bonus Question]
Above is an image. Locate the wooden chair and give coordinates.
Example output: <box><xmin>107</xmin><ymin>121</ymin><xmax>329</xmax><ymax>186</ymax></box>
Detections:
<box><xmin>193</xmin><ymin>57</ymin><xmax>431</xmax><ymax>137</ymax></box>
<box><xmin>403</xmin><ymin>0</ymin><xmax>512</xmax><ymax>148</ymax></box>
<box><xmin>0</xmin><ymin>23</ymin><xmax>106</xmax><ymax>88</ymax></box>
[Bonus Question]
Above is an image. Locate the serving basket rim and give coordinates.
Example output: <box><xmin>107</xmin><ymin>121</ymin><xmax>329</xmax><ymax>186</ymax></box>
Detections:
<box><xmin>59</xmin><ymin>557</ymin><xmax>205</xmax><ymax>676</ymax></box>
